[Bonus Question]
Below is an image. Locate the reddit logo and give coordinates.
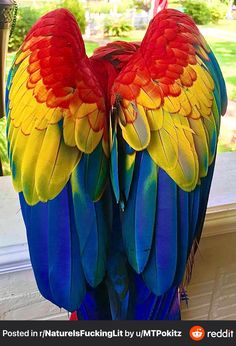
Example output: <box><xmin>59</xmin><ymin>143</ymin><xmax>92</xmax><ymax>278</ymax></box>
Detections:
<box><xmin>189</xmin><ymin>326</ymin><xmax>205</xmax><ymax>341</ymax></box>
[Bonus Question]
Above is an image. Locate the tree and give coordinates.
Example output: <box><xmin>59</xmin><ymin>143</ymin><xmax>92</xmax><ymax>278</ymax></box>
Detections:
<box><xmin>133</xmin><ymin>0</ymin><xmax>152</xmax><ymax>12</ymax></box>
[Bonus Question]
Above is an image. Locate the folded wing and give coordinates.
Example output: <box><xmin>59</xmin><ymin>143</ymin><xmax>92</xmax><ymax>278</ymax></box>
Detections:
<box><xmin>6</xmin><ymin>9</ymin><xmax>108</xmax><ymax>205</ymax></box>
<box><xmin>111</xmin><ymin>9</ymin><xmax>227</xmax><ymax>294</ymax></box>
<box><xmin>6</xmin><ymin>9</ymin><xmax>112</xmax><ymax>311</ymax></box>
<box><xmin>112</xmin><ymin>9</ymin><xmax>227</xmax><ymax>192</ymax></box>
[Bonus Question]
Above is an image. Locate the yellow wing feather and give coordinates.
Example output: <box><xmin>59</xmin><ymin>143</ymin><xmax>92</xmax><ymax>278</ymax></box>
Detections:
<box><xmin>112</xmin><ymin>49</ymin><xmax>219</xmax><ymax>192</ymax></box>
<box><xmin>7</xmin><ymin>10</ymin><xmax>107</xmax><ymax>205</ymax></box>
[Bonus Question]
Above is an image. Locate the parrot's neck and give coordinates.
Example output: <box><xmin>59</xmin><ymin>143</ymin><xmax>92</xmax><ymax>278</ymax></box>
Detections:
<box><xmin>90</xmin><ymin>41</ymin><xmax>140</xmax><ymax>109</ymax></box>
<box><xmin>90</xmin><ymin>57</ymin><xmax>118</xmax><ymax>109</ymax></box>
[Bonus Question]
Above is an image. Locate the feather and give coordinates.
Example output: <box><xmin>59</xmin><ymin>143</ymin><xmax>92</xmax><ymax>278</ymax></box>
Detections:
<box><xmin>19</xmin><ymin>185</ymin><xmax>86</xmax><ymax>311</ymax></box>
<box><xmin>35</xmin><ymin>124</ymin><xmax>79</xmax><ymax>203</ymax></box>
<box><xmin>119</xmin><ymin>102</ymin><xmax>151</xmax><ymax>150</ymax></box>
<box><xmin>84</xmin><ymin>140</ymin><xmax>108</xmax><ymax>201</ymax></box>
<box><xmin>19</xmin><ymin>193</ymin><xmax>54</xmax><ymax>303</ymax></box>
<box><xmin>77</xmin><ymin>282</ymin><xmax>112</xmax><ymax>320</ymax></box>
<box><xmin>188</xmin><ymin>117</ymin><xmax>209</xmax><ymax>178</ymax></box>
<box><xmin>47</xmin><ymin>185</ymin><xmax>86</xmax><ymax>311</ymax></box>
<box><xmin>70</xmin><ymin>155</ymin><xmax>111</xmax><ymax>287</ymax></box>
<box><xmin>205</xmin><ymin>51</ymin><xmax>227</xmax><ymax>115</ymax></box>
<box><xmin>173</xmin><ymin>188</ymin><xmax>189</xmax><ymax>285</ymax></box>
<box><xmin>194</xmin><ymin>159</ymin><xmax>216</xmax><ymax>243</ymax></box>
<box><xmin>106</xmin><ymin>202</ymin><xmax>129</xmax><ymax>319</ymax></box>
<box><xmin>75</xmin><ymin>117</ymin><xmax>103</xmax><ymax>154</ymax></box>
<box><xmin>143</xmin><ymin>168</ymin><xmax>177</xmax><ymax>295</ymax></box>
<box><xmin>202</xmin><ymin>114</ymin><xmax>217</xmax><ymax>165</ymax></box>
<box><xmin>7</xmin><ymin>8</ymin><xmax>107</xmax><ymax>205</ymax></box>
<box><xmin>119</xmin><ymin>147</ymin><xmax>136</xmax><ymax>204</ymax></box>
<box><xmin>7</xmin><ymin>8</ymin><xmax>228</xmax><ymax>322</ymax></box>
<box><xmin>110</xmin><ymin>128</ymin><xmax>120</xmax><ymax>203</ymax></box>
<box><xmin>21</xmin><ymin>128</ymin><xmax>45</xmax><ymax>204</ymax></box>
<box><xmin>122</xmin><ymin>151</ymin><xmax>157</xmax><ymax>273</ymax></box>
<box><xmin>148</xmin><ymin>119</ymin><xmax>178</xmax><ymax>171</ymax></box>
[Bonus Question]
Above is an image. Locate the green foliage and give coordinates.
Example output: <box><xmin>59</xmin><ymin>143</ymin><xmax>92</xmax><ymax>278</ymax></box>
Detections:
<box><xmin>88</xmin><ymin>1</ymin><xmax>112</xmax><ymax>14</ymax></box>
<box><xmin>231</xmin><ymin>89</ymin><xmax>236</xmax><ymax>102</ymax></box>
<box><xmin>8</xmin><ymin>6</ymin><xmax>42</xmax><ymax>52</ymax></box>
<box><xmin>104</xmin><ymin>18</ymin><xmax>133</xmax><ymax>37</ymax></box>
<box><xmin>117</xmin><ymin>0</ymin><xmax>134</xmax><ymax>13</ymax></box>
<box><xmin>208</xmin><ymin>0</ymin><xmax>228</xmax><ymax>23</ymax></box>
<box><xmin>85</xmin><ymin>41</ymin><xmax>99</xmax><ymax>57</ymax></box>
<box><xmin>210</xmin><ymin>6</ymin><xmax>223</xmax><ymax>23</ymax></box>
<box><xmin>183</xmin><ymin>0</ymin><xmax>228</xmax><ymax>24</ymax></box>
<box><xmin>0</xmin><ymin>118</ymin><xmax>10</xmax><ymax>176</ymax></box>
<box><xmin>9</xmin><ymin>1</ymin><xmax>86</xmax><ymax>52</ymax></box>
<box><xmin>133</xmin><ymin>0</ymin><xmax>151</xmax><ymax>12</ymax></box>
<box><xmin>183</xmin><ymin>1</ymin><xmax>212</xmax><ymax>25</ymax></box>
<box><xmin>60</xmin><ymin>0</ymin><xmax>86</xmax><ymax>33</ymax></box>
<box><xmin>220</xmin><ymin>0</ymin><xmax>236</xmax><ymax>4</ymax></box>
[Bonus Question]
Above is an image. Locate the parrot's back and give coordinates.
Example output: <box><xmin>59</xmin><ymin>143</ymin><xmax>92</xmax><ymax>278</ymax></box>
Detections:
<box><xmin>6</xmin><ymin>8</ymin><xmax>227</xmax><ymax>320</ymax></box>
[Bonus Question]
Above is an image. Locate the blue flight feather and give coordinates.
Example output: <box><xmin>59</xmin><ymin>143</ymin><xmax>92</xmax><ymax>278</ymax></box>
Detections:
<box><xmin>143</xmin><ymin>168</ymin><xmax>177</xmax><ymax>295</ymax></box>
<box><xmin>194</xmin><ymin>160</ymin><xmax>216</xmax><ymax>243</ymax></box>
<box><xmin>186</xmin><ymin>186</ymin><xmax>201</xmax><ymax>251</ymax></box>
<box><xmin>19</xmin><ymin>193</ymin><xmax>54</xmax><ymax>304</ymax></box>
<box><xmin>84</xmin><ymin>141</ymin><xmax>108</xmax><ymax>201</ymax></box>
<box><xmin>120</xmin><ymin>151</ymin><xmax>136</xmax><ymax>205</ymax></box>
<box><xmin>208</xmin><ymin>50</ymin><xmax>227</xmax><ymax>114</ymax></box>
<box><xmin>47</xmin><ymin>186</ymin><xmax>86</xmax><ymax>311</ymax></box>
<box><xmin>110</xmin><ymin>129</ymin><xmax>120</xmax><ymax>203</ymax></box>
<box><xmin>19</xmin><ymin>186</ymin><xmax>86</xmax><ymax>312</ymax></box>
<box><xmin>173</xmin><ymin>189</ymin><xmax>189</xmax><ymax>285</ymax></box>
<box><xmin>122</xmin><ymin>151</ymin><xmax>157</xmax><ymax>273</ymax></box>
<box><xmin>77</xmin><ymin>282</ymin><xmax>112</xmax><ymax>320</ymax></box>
<box><xmin>70</xmin><ymin>155</ymin><xmax>111</xmax><ymax>288</ymax></box>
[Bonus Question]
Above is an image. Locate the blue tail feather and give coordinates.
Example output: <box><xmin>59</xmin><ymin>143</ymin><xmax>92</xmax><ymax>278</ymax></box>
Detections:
<box><xmin>173</xmin><ymin>189</ymin><xmax>189</xmax><ymax>285</ymax></box>
<box><xmin>71</xmin><ymin>155</ymin><xmax>111</xmax><ymax>288</ymax></box>
<box><xmin>19</xmin><ymin>186</ymin><xmax>86</xmax><ymax>311</ymax></box>
<box><xmin>122</xmin><ymin>151</ymin><xmax>157</xmax><ymax>273</ymax></box>
<box><xmin>19</xmin><ymin>193</ymin><xmax>54</xmax><ymax>304</ymax></box>
<box><xmin>143</xmin><ymin>168</ymin><xmax>178</xmax><ymax>296</ymax></box>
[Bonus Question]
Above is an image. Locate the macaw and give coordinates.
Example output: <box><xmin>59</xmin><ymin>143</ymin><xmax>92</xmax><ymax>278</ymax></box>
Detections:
<box><xmin>6</xmin><ymin>8</ymin><xmax>227</xmax><ymax>320</ymax></box>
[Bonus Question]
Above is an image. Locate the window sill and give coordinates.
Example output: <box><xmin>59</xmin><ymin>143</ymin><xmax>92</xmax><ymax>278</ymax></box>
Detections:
<box><xmin>0</xmin><ymin>243</ymin><xmax>30</xmax><ymax>275</ymax></box>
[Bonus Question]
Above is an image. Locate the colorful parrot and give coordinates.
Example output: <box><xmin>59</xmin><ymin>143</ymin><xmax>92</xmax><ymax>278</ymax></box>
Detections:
<box><xmin>6</xmin><ymin>8</ymin><xmax>227</xmax><ymax>320</ymax></box>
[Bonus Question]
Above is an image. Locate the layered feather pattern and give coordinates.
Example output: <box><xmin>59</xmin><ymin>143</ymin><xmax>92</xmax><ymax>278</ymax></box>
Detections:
<box><xmin>7</xmin><ymin>9</ymin><xmax>108</xmax><ymax>205</ymax></box>
<box><xmin>111</xmin><ymin>9</ymin><xmax>226</xmax><ymax>192</ymax></box>
<box><xmin>6</xmin><ymin>8</ymin><xmax>227</xmax><ymax>320</ymax></box>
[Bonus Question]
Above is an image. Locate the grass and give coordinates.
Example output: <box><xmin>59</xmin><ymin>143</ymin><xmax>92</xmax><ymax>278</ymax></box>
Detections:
<box><xmin>204</xmin><ymin>38</ymin><xmax>236</xmax><ymax>102</ymax></box>
<box><xmin>104</xmin><ymin>29</ymin><xmax>145</xmax><ymax>43</ymax></box>
<box><xmin>85</xmin><ymin>41</ymin><xmax>99</xmax><ymax>56</ymax></box>
<box><xmin>199</xmin><ymin>19</ymin><xmax>236</xmax><ymax>101</ymax></box>
<box><xmin>201</xmin><ymin>19</ymin><xmax>236</xmax><ymax>34</ymax></box>
<box><xmin>218</xmin><ymin>143</ymin><xmax>236</xmax><ymax>154</ymax></box>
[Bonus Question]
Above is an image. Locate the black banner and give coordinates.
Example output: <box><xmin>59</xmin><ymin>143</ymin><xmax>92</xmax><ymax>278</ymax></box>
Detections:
<box><xmin>0</xmin><ymin>321</ymin><xmax>235</xmax><ymax>345</ymax></box>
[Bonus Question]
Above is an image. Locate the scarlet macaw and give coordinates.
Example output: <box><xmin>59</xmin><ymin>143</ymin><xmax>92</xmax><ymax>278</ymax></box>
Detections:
<box><xmin>6</xmin><ymin>8</ymin><xmax>227</xmax><ymax>320</ymax></box>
